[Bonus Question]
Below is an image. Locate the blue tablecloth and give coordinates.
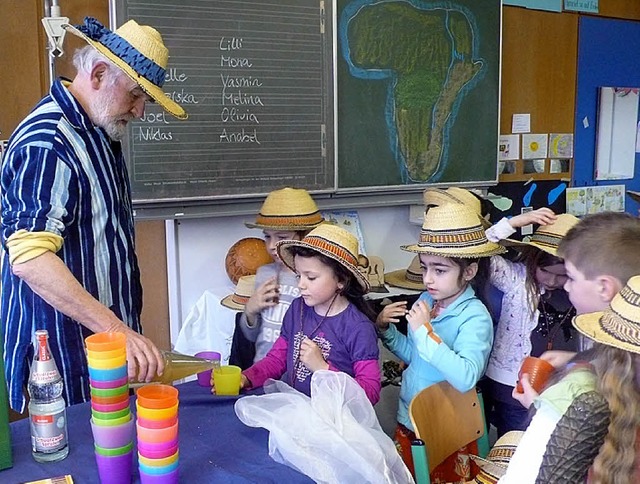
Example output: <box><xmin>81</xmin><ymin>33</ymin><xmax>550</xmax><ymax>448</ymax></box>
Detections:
<box><xmin>2</xmin><ymin>381</ymin><xmax>313</xmax><ymax>483</ymax></box>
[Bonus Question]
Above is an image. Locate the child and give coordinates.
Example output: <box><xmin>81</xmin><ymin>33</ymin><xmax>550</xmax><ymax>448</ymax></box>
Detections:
<box><xmin>480</xmin><ymin>210</ymin><xmax>580</xmax><ymax>437</ymax></box>
<box><xmin>378</xmin><ymin>203</ymin><xmax>505</xmax><ymax>482</ymax></box>
<box><xmin>496</xmin><ymin>211</ymin><xmax>640</xmax><ymax>483</ymax></box>
<box><xmin>240</xmin><ymin>224</ymin><xmax>381</xmax><ymax>404</ymax></box>
<box><xmin>240</xmin><ymin>187</ymin><xmax>323</xmax><ymax>363</ymax></box>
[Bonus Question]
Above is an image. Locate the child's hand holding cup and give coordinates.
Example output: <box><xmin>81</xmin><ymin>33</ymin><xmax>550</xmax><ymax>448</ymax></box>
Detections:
<box><xmin>516</xmin><ymin>356</ymin><xmax>555</xmax><ymax>394</ymax></box>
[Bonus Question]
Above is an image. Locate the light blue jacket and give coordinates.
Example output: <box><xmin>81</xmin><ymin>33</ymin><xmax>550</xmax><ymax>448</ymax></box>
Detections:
<box><xmin>380</xmin><ymin>285</ymin><xmax>493</xmax><ymax>430</ymax></box>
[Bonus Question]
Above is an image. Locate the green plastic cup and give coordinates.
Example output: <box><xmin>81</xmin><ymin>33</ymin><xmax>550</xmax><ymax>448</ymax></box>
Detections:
<box><xmin>95</xmin><ymin>441</ymin><xmax>133</xmax><ymax>456</ymax></box>
<box><xmin>92</xmin><ymin>407</ymin><xmax>131</xmax><ymax>421</ymax></box>
<box><xmin>90</xmin><ymin>383</ymin><xmax>129</xmax><ymax>398</ymax></box>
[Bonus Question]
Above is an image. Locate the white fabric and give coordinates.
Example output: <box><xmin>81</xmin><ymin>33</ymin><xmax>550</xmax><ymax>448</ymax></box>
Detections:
<box><xmin>235</xmin><ymin>370</ymin><xmax>414</xmax><ymax>484</ymax></box>
<box><xmin>174</xmin><ymin>290</ymin><xmax>236</xmax><ymax>365</ymax></box>
<box><xmin>498</xmin><ymin>404</ymin><xmax>560</xmax><ymax>484</ymax></box>
<box><xmin>485</xmin><ymin>217</ymin><xmax>516</xmax><ymax>243</ymax></box>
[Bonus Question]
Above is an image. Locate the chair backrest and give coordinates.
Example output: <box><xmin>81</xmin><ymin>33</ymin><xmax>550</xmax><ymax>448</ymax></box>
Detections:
<box><xmin>409</xmin><ymin>381</ymin><xmax>485</xmax><ymax>473</ymax></box>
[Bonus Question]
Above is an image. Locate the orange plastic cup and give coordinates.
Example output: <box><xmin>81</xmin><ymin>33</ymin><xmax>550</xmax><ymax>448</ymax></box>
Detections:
<box><xmin>136</xmin><ymin>384</ymin><xmax>179</xmax><ymax>409</ymax></box>
<box><xmin>516</xmin><ymin>356</ymin><xmax>555</xmax><ymax>393</ymax></box>
<box><xmin>85</xmin><ymin>332</ymin><xmax>126</xmax><ymax>352</ymax></box>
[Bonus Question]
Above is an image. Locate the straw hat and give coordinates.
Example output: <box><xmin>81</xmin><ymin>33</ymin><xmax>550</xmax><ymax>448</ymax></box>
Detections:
<box><xmin>384</xmin><ymin>256</ymin><xmax>425</xmax><ymax>291</ymax></box>
<box><xmin>469</xmin><ymin>431</ymin><xmax>523</xmax><ymax>483</ymax></box>
<box><xmin>276</xmin><ymin>224</ymin><xmax>370</xmax><ymax>292</ymax></box>
<box><xmin>504</xmin><ymin>213</ymin><xmax>580</xmax><ymax>256</ymax></box>
<box><xmin>63</xmin><ymin>17</ymin><xmax>187</xmax><ymax>119</ymax></box>
<box><xmin>245</xmin><ymin>188</ymin><xmax>323</xmax><ymax>231</ymax></box>
<box><xmin>627</xmin><ymin>190</ymin><xmax>640</xmax><ymax>203</ymax></box>
<box><xmin>424</xmin><ymin>187</ymin><xmax>491</xmax><ymax>228</ymax></box>
<box><xmin>402</xmin><ymin>204</ymin><xmax>506</xmax><ymax>258</ymax></box>
<box><xmin>221</xmin><ymin>275</ymin><xmax>256</xmax><ymax>311</ymax></box>
<box><xmin>573</xmin><ymin>275</ymin><xmax>640</xmax><ymax>354</ymax></box>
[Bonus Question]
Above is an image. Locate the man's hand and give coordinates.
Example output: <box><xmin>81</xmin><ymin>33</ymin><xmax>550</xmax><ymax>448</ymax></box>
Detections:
<box><xmin>109</xmin><ymin>325</ymin><xmax>165</xmax><ymax>383</ymax></box>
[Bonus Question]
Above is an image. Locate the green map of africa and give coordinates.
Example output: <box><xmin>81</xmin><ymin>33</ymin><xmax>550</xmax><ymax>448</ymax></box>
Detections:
<box><xmin>348</xmin><ymin>3</ymin><xmax>483</xmax><ymax>181</ymax></box>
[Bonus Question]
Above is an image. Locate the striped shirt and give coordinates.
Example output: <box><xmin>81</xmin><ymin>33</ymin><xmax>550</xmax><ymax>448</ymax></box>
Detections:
<box><xmin>1</xmin><ymin>79</ymin><xmax>142</xmax><ymax>412</ymax></box>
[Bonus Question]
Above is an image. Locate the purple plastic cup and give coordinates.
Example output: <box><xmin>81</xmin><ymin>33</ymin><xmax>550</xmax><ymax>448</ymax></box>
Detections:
<box><xmin>139</xmin><ymin>468</ymin><xmax>179</xmax><ymax>484</ymax></box>
<box><xmin>194</xmin><ymin>351</ymin><xmax>221</xmax><ymax>387</ymax></box>
<box><xmin>95</xmin><ymin>449</ymin><xmax>133</xmax><ymax>484</ymax></box>
<box><xmin>90</xmin><ymin>417</ymin><xmax>134</xmax><ymax>449</ymax></box>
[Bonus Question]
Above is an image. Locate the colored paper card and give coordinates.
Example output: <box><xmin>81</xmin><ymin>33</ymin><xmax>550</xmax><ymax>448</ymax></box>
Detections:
<box><xmin>522</xmin><ymin>134</ymin><xmax>548</xmax><ymax>160</ymax></box>
<box><xmin>564</xmin><ymin>0</ymin><xmax>598</xmax><ymax>13</ymax></box>
<box><xmin>504</xmin><ymin>0</ymin><xmax>562</xmax><ymax>12</ymax></box>
<box><xmin>549</xmin><ymin>133</ymin><xmax>574</xmax><ymax>158</ymax></box>
<box><xmin>499</xmin><ymin>134</ymin><xmax>520</xmax><ymax>161</ymax></box>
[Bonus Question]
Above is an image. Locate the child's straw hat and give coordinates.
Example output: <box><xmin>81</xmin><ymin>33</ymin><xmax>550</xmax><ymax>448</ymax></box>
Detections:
<box><xmin>627</xmin><ymin>190</ymin><xmax>640</xmax><ymax>203</ymax></box>
<box><xmin>384</xmin><ymin>256</ymin><xmax>425</xmax><ymax>291</ymax></box>
<box><xmin>63</xmin><ymin>17</ymin><xmax>186</xmax><ymax>119</ymax></box>
<box><xmin>245</xmin><ymin>188</ymin><xmax>323</xmax><ymax>231</ymax></box>
<box><xmin>469</xmin><ymin>431</ymin><xmax>524</xmax><ymax>483</ymax></box>
<box><xmin>221</xmin><ymin>275</ymin><xmax>256</xmax><ymax>311</ymax></box>
<box><xmin>402</xmin><ymin>204</ymin><xmax>506</xmax><ymax>258</ymax></box>
<box><xmin>573</xmin><ymin>275</ymin><xmax>640</xmax><ymax>354</ymax></box>
<box><xmin>424</xmin><ymin>187</ymin><xmax>491</xmax><ymax>228</ymax></box>
<box><xmin>276</xmin><ymin>224</ymin><xmax>370</xmax><ymax>292</ymax></box>
<box><xmin>504</xmin><ymin>213</ymin><xmax>580</xmax><ymax>256</ymax></box>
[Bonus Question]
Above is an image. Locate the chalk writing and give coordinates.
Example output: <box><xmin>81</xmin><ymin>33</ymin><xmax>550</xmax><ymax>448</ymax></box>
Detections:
<box><xmin>219</xmin><ymin>128</ymin><xmax>261</xmax><ymax>144</ymax></box>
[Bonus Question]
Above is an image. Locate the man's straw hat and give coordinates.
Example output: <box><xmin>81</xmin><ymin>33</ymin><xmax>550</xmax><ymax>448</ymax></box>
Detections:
<box><xmin>402</xmin><ymin>204</ymin><xmax>506</xmax><ymax>258</ymax></box>
<box><xmin>504</xmin><ymin>213</ymin><xmax>580</xmax><ymax>257</ymax></box>
<box><xmin>245</xmin><ymin>188</ymin><xmax>323</xmax><ymax>231</ymax></box>
<box><xmin>63</xmin><ymin>17</ymin><xmax>187</xmax><ymax>119</ymax></box>
<box><xmin>573</xmin><ymin>275</ymin><xmax>640</xmax><ymax>354</ymax></box>
<box><xmin>424</xmin><ymin>187</ymin><xmax>491</xmax><ymax>229</ymax></box>
<box><xmin>221</xmin><ymin>275</ymin><xmax>256</xmax><ymax>311</ymax></box>
<box><xmin>277</xmin><ymin>224</ymin><xmax>370</xmax><ymax>292</ymax></box>
<box><xmin>384</xmin><ymin>256</ymin><xmax>425</xmax><ymax>291</ymax></box>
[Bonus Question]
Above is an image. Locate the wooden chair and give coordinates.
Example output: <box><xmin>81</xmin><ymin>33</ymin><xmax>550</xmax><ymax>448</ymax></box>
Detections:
<box><xmin>409</xmin><ymin>381</ymin><xmax>489</xmax><ymax>484</ymax></box>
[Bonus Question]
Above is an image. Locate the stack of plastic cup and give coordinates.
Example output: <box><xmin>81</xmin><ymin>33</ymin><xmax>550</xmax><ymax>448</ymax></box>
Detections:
<box><xmin>85</xmin><ymin>332</ymin><xmax>133</xmax><ymax>484</ymax></box>
<box><xmin>136</xmin><ymin>384</ymin><xmax>179</xmax><ymax>483</ymax></box>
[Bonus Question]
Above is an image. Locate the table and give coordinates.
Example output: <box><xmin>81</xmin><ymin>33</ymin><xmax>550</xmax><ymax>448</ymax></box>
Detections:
<box><xmin>2</xmin><ymin>381</ymin><xmax>313</xmax><ymax>483</ymax></box>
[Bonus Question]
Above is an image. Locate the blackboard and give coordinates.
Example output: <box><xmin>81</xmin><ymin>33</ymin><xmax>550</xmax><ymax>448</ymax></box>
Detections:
<box><xmin>114</xmin><ymin>0</ymin><xmax>334</xmax><ymax>204</ymax></box>
<box><xmin>337</xmin><ymin>0</ymin><xmax>501</xmax><ymax>190</ymax></box>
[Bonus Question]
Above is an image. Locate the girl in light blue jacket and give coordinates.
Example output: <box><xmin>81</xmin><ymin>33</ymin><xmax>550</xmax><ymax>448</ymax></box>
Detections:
<box><xmin>378</xmin><ymin>203</ymin><xmax>505</xmax><ymax>483</ymax></box>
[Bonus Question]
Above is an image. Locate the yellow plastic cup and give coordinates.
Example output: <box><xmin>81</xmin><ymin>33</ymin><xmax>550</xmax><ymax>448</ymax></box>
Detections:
<box><xmin>138</xmin><ymin>450</ymin><xmax>179</xmax><ymax>467</ymax></box>
<box><xmin>136</xmin><ymin>402</ymin><xmax>178</xmax><ymax>421</ymax></box>
<box><xmin>86</xmin><ymin>347</ymin><xmax>126</xmax><ymax>360</ymax></box>
<box><xmin>213</xmin><ymin>365</ymin><xmax>241</xmax><ymax>396</ymax></box>
<box><xmin>87</xmin><ymin>354</ymin><xmax>127</xmax><ymax>369</ymax></box>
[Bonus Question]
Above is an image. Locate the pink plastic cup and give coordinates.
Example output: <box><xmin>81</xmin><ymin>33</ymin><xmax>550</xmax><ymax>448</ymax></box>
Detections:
<box><xmin>95</xmin><ymin>449</ymin><xmax>133</xmax><ymax>484</ymax></box>
<box><xmin>138</xmin><ymin>442</ymin><xmax>178</xmax><ymax>460</ymax></box>
<box><xmin>137</xmin><ymin>437</ymin><xmax>178</xmax><ymax>453</ymax></box>
<box><xmin>136</xmin><ymin>420</ymin><xmax>178</xmax><ymax>444</ymax></box>
<box><xmin>194</xmin><ymin>351</ymin><xmax>221</xmax><ymax>387</ymax></box>
<box><xmin>92</xmin><ymin>398</ymin><xmax>130</xmax><ymax>413</ymax></box>
<box><xmin>139</xmin><ymin>468</ymin><xmax>179</xmax><ymax>484</ymax></box>
<box><xmin>90</xmin><ymin>417</ymin><xmax>134</xmax><ymax>449</ymax></box>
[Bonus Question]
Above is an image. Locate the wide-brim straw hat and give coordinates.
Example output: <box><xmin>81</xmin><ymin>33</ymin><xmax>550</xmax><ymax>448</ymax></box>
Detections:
<box><xmin>384</xmin><ymin>256</ymin><xmax>425</xmax><ymax>291</ymax></box>
<box><xmin>402</xmin><ymin>204</ymin><xmax>506</xmax><ymax>258</ymax></box>
<box><xmin>424</xmin><ymin>187</ymin><xmax>491</xmax><ymax>229</ymax></box>
<box><xmin>627</xmin><ymin>190</ymin><xmax>640</xmax><ymax>203</ymax></box>
<box><xmin>221</xmin><ymin>275</ymin><xmax>256</xmax><ymax>311</ymax></box>
<box><xmin>276</xmin><ymin>224</ymin><xmax>370</xmax><ymax>292</ymax></box>
<box><xmin>245</xmin><ymin>187</ymin><xmax>323</xmax><ymax>231</ymax></box>
<box><xmin>504</xmin><ymin>213</ymin><xmax>580</xmax><ymax>256</ymax></box>
<box><xmin>469</xmin><ymin>431</ymin><xmax>523</xmax><ymax>483</ymax></box>
<box><xmin>573</xmin><ymin>275</ymin><xmax>640</xmax><ymax>354</ymax></box>
<box><xmin>63</xmin><ymin>17</ymin><xmax>187</xmax><ymax>120</ymax></box>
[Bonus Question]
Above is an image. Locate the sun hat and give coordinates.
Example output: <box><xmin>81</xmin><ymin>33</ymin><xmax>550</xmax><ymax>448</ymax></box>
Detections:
<box><xmin>424</xmin><ymin>187</ymin><xmax>491</xmax><ymax>228</ymax></box>
<box><xmin>469</xmin><ymin>431</ymin><xmax>523</xmax><ymax>483</ymax></box>
<box><xmin>573</xmin><ymin>275</ymin><xmax>640</xmax><ymax>354</ymax></box>
<box><xmin>245</xmin><ymin>187</ymin><xmax>324</xmax><ymax>231</ymax></box>
<box><xmin>276</xmin><ymin>224</ymin><xmax>370</xmax><ymax>292</ymax></box>
<box><xmin>401</xmin><ymin>204</ymin><xmax>506</xmax><ymax>258</ymax></box>
<box><xmin>384</xmin><ymin>256</ymin><xmax>425</xmax><ymax>291</ymax></box>
<box><xmin>221</xmin><ymin>275</ymin><xmax>256</xmax><ymax>311</ymax></box>
<box><xmin>503</xmin><ymin>213</ymin><xmax>579</xmax><ymax>256</ymax></box>
<box><xmin>63</xmin><ymin>17</ymin><xmax>187</xmax><ymax>119</ymax></box>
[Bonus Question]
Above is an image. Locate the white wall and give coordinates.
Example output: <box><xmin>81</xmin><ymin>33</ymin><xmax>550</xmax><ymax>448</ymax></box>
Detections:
<box><xmin>171</xmin><ymin>205</ymin><xmax>421</xmax><ymax>339</ymax></box>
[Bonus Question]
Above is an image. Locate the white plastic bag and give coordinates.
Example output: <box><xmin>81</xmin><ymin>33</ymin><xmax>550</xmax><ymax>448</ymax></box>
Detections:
<box><xmin>173</xmin><ymin>290</ymin><xmax>235</xmax><ymax>364</ymax></box>
<box><xmin>234</xmin><ymin>370</ymin><xmax>414</xmax><ymax>484</ymax></box>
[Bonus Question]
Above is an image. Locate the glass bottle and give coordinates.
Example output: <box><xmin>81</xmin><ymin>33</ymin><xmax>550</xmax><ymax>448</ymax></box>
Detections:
<box><xmin>148</xmin><ymin>351</ymin><xmax>218</xmax><ymax>384</ymax></box>
<box><xmin>27</xmin><ymin>330</ymin><xmax>68</xmax><ymax>462</ymax></box>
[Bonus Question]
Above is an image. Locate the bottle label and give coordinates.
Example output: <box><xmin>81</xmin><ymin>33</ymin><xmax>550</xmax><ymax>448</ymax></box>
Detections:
<box><xmin>30</xmin><ymin>360</ymin><xmax>60</xmax><ymax>384</ymax></box>
<box><xmin>30</xmin><ymin>409</ymin><xmax>67</xmax><ymax>453</ymax></box>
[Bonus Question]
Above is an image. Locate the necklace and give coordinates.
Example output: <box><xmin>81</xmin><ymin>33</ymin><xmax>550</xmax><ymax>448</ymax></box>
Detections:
<box><xmin>290</xmin><ymin>293</ymin><xmax>339</xmax><ymax>386</ymax></box>
<box><xmin>538</xmin><ymin>297</ymin><xmax>575</xmax><ymax>351</ymax></box>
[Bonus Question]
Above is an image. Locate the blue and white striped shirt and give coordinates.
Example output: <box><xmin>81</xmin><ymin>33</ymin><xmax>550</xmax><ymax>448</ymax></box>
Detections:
<box><xmin>1</xmin><ymin>79</ymin><xmax>142</xmax><ymax>412</ymax></box>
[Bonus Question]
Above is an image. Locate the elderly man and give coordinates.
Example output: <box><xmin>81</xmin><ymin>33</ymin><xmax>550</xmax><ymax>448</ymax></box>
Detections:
<box><xmin>1</xmin><ymin>17</ymin><xmax>187</xmax><ymax>411</ymax></box>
